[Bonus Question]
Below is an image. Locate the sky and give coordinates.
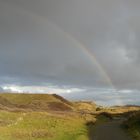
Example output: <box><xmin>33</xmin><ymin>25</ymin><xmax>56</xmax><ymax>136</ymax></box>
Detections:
<box><xmin>0</xmin><ymin>0</ymin><xmax>140</xmax><ymax>106</ymax></box>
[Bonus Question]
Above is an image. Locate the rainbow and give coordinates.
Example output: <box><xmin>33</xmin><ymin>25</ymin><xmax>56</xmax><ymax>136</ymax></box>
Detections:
<box><xmin>48</xmin><ymin>21</ymin><xmax>123</xmax><ymax>105</ymax></box>
<box><xmin>17</xmin><ymin>7</ymin><xmax>123</xmax><ymax>105</ymax></box>
<box><xmin>47</xmin><ymin>20</ymin><xmax>123</xmax><ymax>105</ymax></box>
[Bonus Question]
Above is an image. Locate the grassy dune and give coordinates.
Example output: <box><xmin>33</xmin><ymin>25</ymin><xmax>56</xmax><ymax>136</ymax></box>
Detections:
<box><xmin>0</xmin><ymin>93</ymin><xmax>73</xmax><ymax>111</ymax></box>
<box><xmin>0</xmin><ymin>111</ymin><xmax>89</xmax><ymax>140</ymax></box>
<box><xmin>0</xmin><ymin>93</ymin><xmax>139</xmax><ymax>140</ymax></box>
<box><xmin>0</xmin><ymin>93</ymin><xmax>93</xmax><ymax>140</ymax></box>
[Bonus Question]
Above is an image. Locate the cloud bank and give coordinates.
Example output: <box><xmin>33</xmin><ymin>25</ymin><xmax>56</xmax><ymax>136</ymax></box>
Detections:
<box><xmin>1</xmin><ymin>0</ymin><xmax>140</xmax><ymax>105</ymax></box>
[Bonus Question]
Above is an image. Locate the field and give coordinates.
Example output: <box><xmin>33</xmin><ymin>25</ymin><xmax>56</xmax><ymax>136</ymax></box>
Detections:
<box><xmin>0</xmin><ymin>93</ymin><xmax>96</xmax><ymax>140</ymax></box>
<box><xmin>0</xmin><ymin>93</ymin><xmax>139</xmax><ymax>140</ymax></box>
<box><xmin>0</xmin><ymin>111</ymin><xmax>90</xmax><ymax>140</ymax></box>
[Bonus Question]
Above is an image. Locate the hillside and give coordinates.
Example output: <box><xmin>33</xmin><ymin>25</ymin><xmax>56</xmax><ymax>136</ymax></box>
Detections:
<box><xmin>74</xmin><ymin>101</ymin><xmax>96</xmax><ymax>113</ymax></box>
<box><xmin>0</xmin><ymin>93</ymin><xmax>139</xmax><ymax>140</ymax></box>
<box><xmin>0</xmin><ymin>93</ymin><xmax>98</xmax><ymax>113</ymax></box>
<box><xmin>0</xmin><ymin>93</ymin><xmax>96</xmax><ymax>140</ymax></box>
<box><xmin>0</xmin><ymin>93</ymin><xmax>74</xmax><ymax>112</ymax></box>
<box><xmin>0</xmin><ymin>93</ymin><xmax>139</xmax><ymax>115</ymax></box>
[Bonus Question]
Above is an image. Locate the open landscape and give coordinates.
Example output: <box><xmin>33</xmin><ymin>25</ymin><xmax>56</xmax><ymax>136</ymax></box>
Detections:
<box><xmin>0</xmin><ymin>93</ymin><xmax>139</xmax><ymax>140</ymax></box>
<box><xmin>1</xmin><ymin>0</ymin><xmax>140</xmax><ymax>140</ymax></box>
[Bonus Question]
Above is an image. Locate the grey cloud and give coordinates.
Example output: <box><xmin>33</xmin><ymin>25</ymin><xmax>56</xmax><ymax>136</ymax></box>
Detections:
<box><xmin>62</xmin><ymin>88</ymin><xmax>140</xmax><ymax>106</ymax></box>
<box><xmin>0</xmin><ymin>0</ymin><xmax>113</xmax><ymax>87</ymax></box>
<box><xmin>1</xmin><ymin>0</ymin><xmax>140</xmax><ymax>105</ymax></box>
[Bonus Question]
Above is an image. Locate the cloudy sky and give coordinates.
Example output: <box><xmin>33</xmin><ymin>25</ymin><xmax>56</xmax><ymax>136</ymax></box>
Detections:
<box><xmin>0</xmin><ymin>0</ymin><xmax>140</xmax><ymax>106</ymax></box>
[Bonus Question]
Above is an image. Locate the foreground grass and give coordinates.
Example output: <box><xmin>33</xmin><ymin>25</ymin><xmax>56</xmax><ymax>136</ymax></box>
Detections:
<box><xmin>0</xmin><ymin>111</ymin><xmax>89</xmax><ymax>140</ymax></box>
<box><xmin>123</xmin><ymin>112</ymin><xmax>140</xmax><ymax>140</ymax></box>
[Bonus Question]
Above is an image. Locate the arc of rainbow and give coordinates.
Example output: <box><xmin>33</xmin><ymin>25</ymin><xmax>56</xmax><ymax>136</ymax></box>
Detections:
<box><xmin>11</xmin><ymin>5</ymin><xmax>123</xmax><ymax>105</ymax></box>
<box><xmin>8</xmin><ymin>3</ymin><xmax>113</xmax><ymax>89</ymax></box>
<box><xmin>45</xmin><ymin>20</ymin><xmax>123</xmax><ymax>105</ymax></box>
<box><xmin>47</xmin><ymin>21</ymin><xmax>123</xmax><ymax>105</ymax></box>
<box><xmin>69</xmin><ymin>39</ymin><xmax>115</xmax><ymax>89</ymax></box>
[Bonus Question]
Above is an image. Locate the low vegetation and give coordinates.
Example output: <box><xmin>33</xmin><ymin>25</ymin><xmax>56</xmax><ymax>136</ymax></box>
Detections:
<box><xmin>123</xmin><ymin>111</ymin><xmax>140</xmax><ymax>140</ymax></box>
<box><xmin>0</xmin><ymin>111</ymin><xmax>90</xmax><ymax>140</ymax></box>
<box><xmin>0</xmin><ymin>93</ymin><xmax>94</xmax><ymax>140</ymax></box>
<box><xmin>0</xmin><ymin>93</ymin><xmax>139</xmax><ymax>140</ymax></box>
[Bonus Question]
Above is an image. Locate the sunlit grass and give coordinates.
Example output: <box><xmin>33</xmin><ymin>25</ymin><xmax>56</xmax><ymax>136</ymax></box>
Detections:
<box><xmin>0</xmin><ymin>111</ymin><xmax>88</xmax><ymax>140</ymax></box>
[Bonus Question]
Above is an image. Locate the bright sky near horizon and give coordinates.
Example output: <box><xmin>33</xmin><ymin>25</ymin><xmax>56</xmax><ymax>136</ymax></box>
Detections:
<box><xmin>0</xmin><ymin>0</ymin><xmax>140</xmax><ymax>106</ymax></box>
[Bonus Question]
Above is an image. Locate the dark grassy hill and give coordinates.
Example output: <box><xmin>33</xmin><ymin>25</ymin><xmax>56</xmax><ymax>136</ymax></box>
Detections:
<box><xmin>0</xmin><ymin>93</ymin><xmax>74</xmax><ymax>111</ymax></box>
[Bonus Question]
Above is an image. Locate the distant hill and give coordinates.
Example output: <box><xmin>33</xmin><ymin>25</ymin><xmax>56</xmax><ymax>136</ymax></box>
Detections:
<box><xmin>74</xmin><ymin>101</ymin><xmax>96</xmax><ymax>113</ymax></box>
<box><xmin>0</xmin><ymin>93</ymin><xmax>74</xmax><ymax>111</ymax></box>
<box><xmin>0</xmin><ymin>93</ymin><xmax>139</xmax><ymax>115</ymax></box>
<box><xmin>0</xmin><ymin>93</ymin><xmax>99</xmax><ymax>114</ymax></box>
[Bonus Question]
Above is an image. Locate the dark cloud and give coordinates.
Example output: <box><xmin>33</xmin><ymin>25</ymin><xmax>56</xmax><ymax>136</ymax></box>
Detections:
<box><xmin>1</xmin><ymin>0</ymin><xmax>140</xmax><ymax>105</ymax></box>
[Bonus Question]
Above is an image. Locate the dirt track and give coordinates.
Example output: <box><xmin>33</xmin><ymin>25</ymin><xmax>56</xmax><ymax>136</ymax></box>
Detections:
<box><xmin>90</xmin><ymin>120</ymin><xmax>133</xmax><ymax>140</ymax></box>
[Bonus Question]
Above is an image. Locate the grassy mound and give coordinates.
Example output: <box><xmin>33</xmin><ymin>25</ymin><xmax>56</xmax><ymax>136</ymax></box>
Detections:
<box><xmin>0</xmin><ymin>94</ymin><xmax>95</xmax><ymax>140</ymax></box>
<box><xmin>0</xmin><ymin>93</ymin><xmax>73</xmax><ymax>111</ymax></box>
<box><xmin>0</xmin><ymin>111</ymin><xmax>89</xmax><ymax>140</ymax></box>
<box><xmin>74</xmin><ymin>101</ymin><xmax>96</xmax><ymax>113</ymax></box>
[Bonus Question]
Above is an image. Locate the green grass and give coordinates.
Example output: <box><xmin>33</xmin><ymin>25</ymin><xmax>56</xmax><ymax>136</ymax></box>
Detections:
<box><xmin>0</xmin><ymin>93</ymin><xmax>95</xmax><ymax>140</ymax></box>
<box><xmin>0</xmin><ymin>93</ymin><xmax>74</xmax><ymax>111</ymax></box>
<box><xmin>1</xmin><ymin>93</ymin><xmax>139</xmax><ymax>140</ymax></box>
<box><xmin>0</xmin><ymin>111</ymin><xmax>89</xmax><ymax>140</ymax></box>
<box><xmin>0</xmin><ymin>94</ymin><xmax>60</xmax><ymax>105</ymax></box>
